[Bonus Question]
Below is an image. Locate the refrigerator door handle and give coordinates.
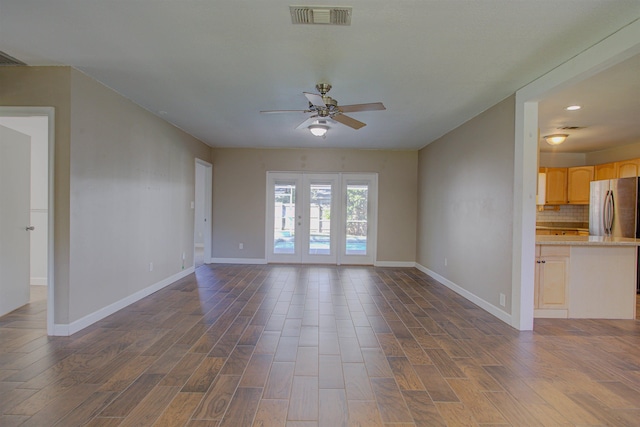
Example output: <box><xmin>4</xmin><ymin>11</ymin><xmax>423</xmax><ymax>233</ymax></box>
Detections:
<box><xmin>605</xmin><ymin>190</ymin><xmax>614</xmax><ymax>235</ymax></box>
<box><xmin>602</xmin><ymin>190</ymin><xmax>609</xmax><ymax>236</ymax></box>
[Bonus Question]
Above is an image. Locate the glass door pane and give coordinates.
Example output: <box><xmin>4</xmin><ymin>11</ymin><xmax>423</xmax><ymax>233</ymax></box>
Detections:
<box><xmin>273</xmin><ymin>183</ymin><xmax>296</xmax><ymax>254</ymax></box>
<box><xmin>345</xmin><ymin>183</ymin><xmax>368</xmax><ymax>255</ymax></box>
<box><xmin>308</xmin><ymin>183</ymin><xmax>332</xmax><ymax>255</ymax></box>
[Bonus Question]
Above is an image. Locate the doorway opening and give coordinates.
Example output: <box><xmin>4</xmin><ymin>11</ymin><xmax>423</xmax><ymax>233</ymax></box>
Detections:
<box><xmin>194</xmin><ymin>159</ymin><xmax>212</xmax><ymax>268</ymax></box>
<box><xmin>0</xmin><ymin>107</ymin><xmax>55</xmax><ymax>334</ymax></box>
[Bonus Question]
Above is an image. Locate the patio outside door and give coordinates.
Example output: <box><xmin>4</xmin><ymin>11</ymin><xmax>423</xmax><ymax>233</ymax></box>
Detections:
<box><xmin>266</xmin><ymin>172</ymin><xmax>377</xmax><ymax>264</ymax></box>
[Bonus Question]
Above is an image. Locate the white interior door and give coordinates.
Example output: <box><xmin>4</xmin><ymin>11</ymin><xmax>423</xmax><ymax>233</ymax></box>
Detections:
<box><xmin>0</xmin><ymin>125</ymin><xmax>31</xmax><ymax>316</ymax></box>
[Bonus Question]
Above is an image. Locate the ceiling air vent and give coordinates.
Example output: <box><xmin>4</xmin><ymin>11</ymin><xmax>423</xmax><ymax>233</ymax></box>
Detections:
<box><xmin>290</xmin><ymin>6</ymin><xmax>352</xmax><ymax>25</ymax></box>
<box><xmin>0</xmin><ymin>50</ymin><xmax>26</xmax><ymax>66</ymax></box>
<box><xmin>558</xmin><ymin>126</ymin><xmax>585</xmax><ymax>130</ymax></box>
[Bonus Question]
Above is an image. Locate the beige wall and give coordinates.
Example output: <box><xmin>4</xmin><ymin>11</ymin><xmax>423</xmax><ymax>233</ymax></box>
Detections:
<box><xmin>1</xmin><ymin>66</ymin><xmax>211</xmax><ymax>326</ymax></box>
<box><xmin>68</xmin><ymin>69</ymin><xmax>210</xmax><ymax>321</ymax></box>
<box><xmin>586</xmin><ymin>140</ymin><xmax>640</xmax><ymax>165</ymax></box>
<box><xmin>540</xmin><ymin>140</ymin><xmax>640</xmax><ymax>168</ymax></box>
<box><xmin>210</xmin><ymin>148</ymin><xmax>418</xmax><ymax>263</ymax></box>
<box><xmin>417</xmin><ymin>96</ymin><xmax>515</xmax><ymax>312</ymax></box>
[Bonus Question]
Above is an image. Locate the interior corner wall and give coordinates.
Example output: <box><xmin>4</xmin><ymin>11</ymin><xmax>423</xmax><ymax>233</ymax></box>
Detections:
<box><xmin>0</xmin><ymin>66</ymin><xmax>72</xmax><ymax>324</ymax></box>
<box><xmin>209</xmin><ymin>148</ymin><xmax>418</xmax><ymax>263</ymax></box>
<box><xmin>1</xmin><ymin>66</ymin><xmax>212</xmax><ymax>329</ymax></box>
<box><xmin>417</xmin><ymin>95</ymin><xmax>515</xmax><ymax>313</ymax></box>
<box><xmin>68</xmin><ymin>68</ymin><xmax>210</xmax><ymax>323</ymax></box>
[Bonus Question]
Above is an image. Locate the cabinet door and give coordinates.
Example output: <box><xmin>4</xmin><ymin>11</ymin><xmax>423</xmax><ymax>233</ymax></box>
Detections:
<box><xmin>544</xmin><ymin>168</ymin><xmax>567</xmax><ymax>204</ymax></box>
<box><xmin>616</xmin><ymin>158</ymin><xmax>640</xmax><ymax>178</ymax></box>
<box><xmin>567</xmin><ymin>166</ymin><xmax>594</xmax><ymax>204</ymax></box>
<box><xmin>595</xmin><ymin>163</ymin><xmax>616</xmax><ymax>180</ymax></box>
<box><xmin>538</xmin><ymin>257</ymin><xmax>568</xmax><ymax>308</ymax></box>
<box><xmin>534</xmin><ymin>246</ymin><xmax>541</xmax><ymax>308</ymax></box>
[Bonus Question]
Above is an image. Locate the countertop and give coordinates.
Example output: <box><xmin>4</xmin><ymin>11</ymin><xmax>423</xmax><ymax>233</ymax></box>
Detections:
<box><xmin>536</xmin><ymin>235</ymin><xmax>640</xmax><ymax>246</ymax></box>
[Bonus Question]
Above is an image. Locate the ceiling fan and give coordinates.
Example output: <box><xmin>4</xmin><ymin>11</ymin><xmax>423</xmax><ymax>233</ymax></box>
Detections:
<box><xmin>260</xmin><ymin>83</ymin><xmax>385</xmax><ymax>133</ymax></box>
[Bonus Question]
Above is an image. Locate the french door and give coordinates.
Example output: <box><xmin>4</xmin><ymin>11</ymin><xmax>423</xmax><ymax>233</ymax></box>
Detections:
<box><xmin>266</xmin><ymin>172</ymin><xmax>377</xmax><ymax>264</ymax></box>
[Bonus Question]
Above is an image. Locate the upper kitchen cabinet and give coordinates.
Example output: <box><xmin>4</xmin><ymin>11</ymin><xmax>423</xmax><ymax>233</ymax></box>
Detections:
<box><xmin>615</xmin><ymin>158</ymin><xmax>640</xmax><ymax>178</ymax></box>
<box><xmin>542</xmin><ymin>167</ymin><xmax>568</xmax><ymax>204</ymax></box>
<box><xmin>595</xmin><ymin>163</ymin><xmax>616</xmax><ymax>180</ymax></box>
<box><xmin>567</xmin><ymin>166</ymin><xmax>594</xmax><ymax>204</ymax></box>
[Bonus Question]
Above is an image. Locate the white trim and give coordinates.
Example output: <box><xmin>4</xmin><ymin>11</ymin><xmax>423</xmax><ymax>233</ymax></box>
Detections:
<box><xmin>51</xmin><ymin>267</ymin><xmax>195</xmax><ymax>336</ymax></box>
<box><xmin>211</xmin><ymin>257</ymin><xmax>267</xmax><ymax>265</ymax></box>
<box><xmin>0</xmin><ymin>107</ymin><xmax>55</xmax><ymax>336</ymax></box>
<box><xmin>534</xmin><ymin>309</ymin><xmax>568</xmax><ymax>319</ymax></box>
<box><xmin>415</xmin><ymin>263</ymin><xmax>512</xmax><ymax>325</ymax></box>
<box><xmin>30</xmin><ymin>277</ymin><xmax>47</xmax><ymax>286</ymax></box>
<box><xmin>512</xmin><ymin>19</ymin><xmax>640</xmax><ymax>331</ymax></box>
<box><xmin>195</xmin><ymin>159</ymin><xmax>212</xmax><ymax>264</ymax></box>
<box><xmin>374</xmin><ymin>261</ymin><xmax>416</xmax><ymax>268</ymax></box>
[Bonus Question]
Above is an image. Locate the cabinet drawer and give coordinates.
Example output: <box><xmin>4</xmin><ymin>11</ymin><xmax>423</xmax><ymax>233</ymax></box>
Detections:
<box><xmin>540</xmin><ymin>245</ymin><xmax>570</xmax><ymax>257</ymax></box>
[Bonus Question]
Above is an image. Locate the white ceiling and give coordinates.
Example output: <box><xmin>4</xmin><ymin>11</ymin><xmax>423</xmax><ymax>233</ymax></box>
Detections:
<box><xmin>1</xmin><ymin>1</ymin><xmax>639</xmax><ymax>150</ymax></box>
<box><xmin>538</xmin><ymin>53</ymin><xmax>640</xmax><ymax>153</ymax></box>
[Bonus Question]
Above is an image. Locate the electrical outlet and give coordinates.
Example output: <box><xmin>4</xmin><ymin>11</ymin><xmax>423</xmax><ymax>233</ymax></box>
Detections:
<box><xmin>182</xmin><ymin>251</ymin><xmax>186</xmax><ymax>260</ymax></box>
<box><xmin>239</xmin><ymin>243</ymin><xmax>244</xmax><ymax>250</ymax></box>
<box><xmin>499</xmin><ymin>293</ymin><xmax>506</xmax><ymax>307</ymax></box>
<box><xmin>149</xmin><ymin>262</ymin><xmax>154</xmax><ymax>272</ymax></box>
<box><xmin>444</xmin><ymin>258</ymin><xmax>448</xmax><ymax>266</ymax></box>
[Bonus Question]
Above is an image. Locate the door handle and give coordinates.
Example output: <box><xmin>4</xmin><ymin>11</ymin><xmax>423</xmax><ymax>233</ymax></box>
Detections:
<box><xmin>26</xmin><ymin>226</ymin><xmax>35</xmax><ymax>231</ymax></box>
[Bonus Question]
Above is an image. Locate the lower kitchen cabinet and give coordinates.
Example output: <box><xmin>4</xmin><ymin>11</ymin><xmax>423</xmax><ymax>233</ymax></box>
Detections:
<box><xmin>534</xmin><ymin>243</ymin><xmax>637</xmax><ymax>319</ymax></box>
<box><xmin>534</xmin><ymin>245</ymin><xmax>569</xmax><ymax>317</ymax></box>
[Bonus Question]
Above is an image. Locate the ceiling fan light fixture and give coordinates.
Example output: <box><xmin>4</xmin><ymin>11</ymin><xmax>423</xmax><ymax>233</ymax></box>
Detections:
<box><xmin>544</xmin><ymin>134</ymin><xmax>568</xmax><ymax>145</ymax></box>
<box><xmin>309</xmin><ymin>124</ymin><xmax>329</xmax><ymax>137</ymax></box>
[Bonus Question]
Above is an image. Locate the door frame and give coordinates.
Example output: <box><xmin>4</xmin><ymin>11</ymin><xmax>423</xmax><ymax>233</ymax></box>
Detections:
<box><xmin>195</xmin><ymin>158</ymin><xmax>212</xmax><ymax>265</ymax></box>
<box><xmin>0</xmin><ymin>107</ymin><xmax>55</xmax><ymax>335</ymax></box>
<box><xmin>340</xmin><ymin>173</ymin><xmax>378</xmax><ymax>265</ymax></box>
<box><xmin>301</xmin><ymin>173</ymin><xmax>339</xmax><ymax>264</ymax></box>
<box><xmin>265</xmin><ymin>171</ymin><xmax>378</xmax><ymax>265</ymax></box>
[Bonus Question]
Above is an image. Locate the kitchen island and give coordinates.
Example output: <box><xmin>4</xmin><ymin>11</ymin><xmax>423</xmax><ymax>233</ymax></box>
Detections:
<box><xmin>535</xmin><ymin>235</ymin><xmax>639</xmax><ymax>319</ymax></box>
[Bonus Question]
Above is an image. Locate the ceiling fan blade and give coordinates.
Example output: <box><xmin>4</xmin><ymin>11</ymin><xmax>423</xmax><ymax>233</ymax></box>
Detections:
<box><xmin>304</xmin><ymin>92</ymin><xmax>326</xmax><ymax>107</ymax></box>
<box><xmin>260</xmin><ymin>109</ymin><xmax>311</xmax><ymax>114</ymax></box>
<box><xmin>332</xmin><ymin>114</ymin><xmax>366</xmax><ymax>130</ymax></box>
<box><xmin>338</xmin><ymin>102</ymin><xmax>386</xmax><ymax>113</ymax></box>
<box><xmin>295</xmin><ymin>115</ymin><xmax>324</xmax><ymax>130</ymax></box>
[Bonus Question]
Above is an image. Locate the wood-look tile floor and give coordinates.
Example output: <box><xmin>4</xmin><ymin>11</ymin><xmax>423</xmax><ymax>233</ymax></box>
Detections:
<box><xmin>1</xmin><ymin>265</ymin><xmax>640</xmax><ymax>426</ymax></box>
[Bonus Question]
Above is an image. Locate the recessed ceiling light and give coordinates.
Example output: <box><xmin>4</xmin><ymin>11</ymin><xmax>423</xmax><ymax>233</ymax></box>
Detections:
<box><xmin>565</xmin><ymin>105</ymin><xmax>581</xmax><ymax>111</ymax></box>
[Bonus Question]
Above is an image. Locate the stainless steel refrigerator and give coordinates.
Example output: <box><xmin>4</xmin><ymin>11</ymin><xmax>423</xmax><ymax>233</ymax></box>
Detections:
<box><xmin>589</xmin><ymin>177</ymin><xmax>640</xmax><ymax>238</ymax></box>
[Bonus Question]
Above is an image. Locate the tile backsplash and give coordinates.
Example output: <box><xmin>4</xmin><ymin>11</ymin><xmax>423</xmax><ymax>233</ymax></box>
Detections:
<box><xmin>536</xmin><ymin>204</ymin><xmax>589</xmax><ymax>223</ymax></box>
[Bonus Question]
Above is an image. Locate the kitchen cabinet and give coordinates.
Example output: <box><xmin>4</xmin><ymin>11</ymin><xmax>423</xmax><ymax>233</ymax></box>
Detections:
<box><xmin>615</xmin><ymin>158</ymin><xmax>640</xmax><ymax>178</ymax></box>
<box><xmin>567</xmin><ymin>166</ymin><xmax>594</xmax><ymax>204</ymax></box>
<box><xmin>595</xmin><ymin>162</ymin><xmax>616</xmax><ymax>180</ymax></box>
<box><xmin>534</xmin><ymin>245</ymin><xmax>569</xmax><ymax>317</ymax></box>
<box><xmin>534</xmin><ymin>241</ymin><xmax>638</xmax><ymax>319</ymax></box>
<box><xmin>542</xmin><ymin>167</ymin><xmax>567</xmax><ymax>204</ymax></box>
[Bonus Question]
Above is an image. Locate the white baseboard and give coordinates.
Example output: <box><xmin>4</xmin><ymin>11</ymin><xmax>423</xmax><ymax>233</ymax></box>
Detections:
<box><xmin>210</xmin><ymin>257</ymin><xmax>267</xmax><ymax>265</ymax></box>
<box><xmin>30</xmin><ymin>277</ymin><xmax>47</xmax><ymax>286</ymax></box>
<box><xmin>415</xmin><ymin>263</ymin><xmax>512</xmax><ymax>325</ymax></box>
<box><xmin>534</xmin><ymin>308</ymin><xmax>568</xmax><ymax>318</ymax></box>
<box><xmin>374</xmin><ymin>261</ymin><xmax>416</xmax><ymax>268</ymax></box>
<box><xmin>52</xmin><ymin>267</ymin><xmax>195</xmax><ymax>336</ymax></box>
